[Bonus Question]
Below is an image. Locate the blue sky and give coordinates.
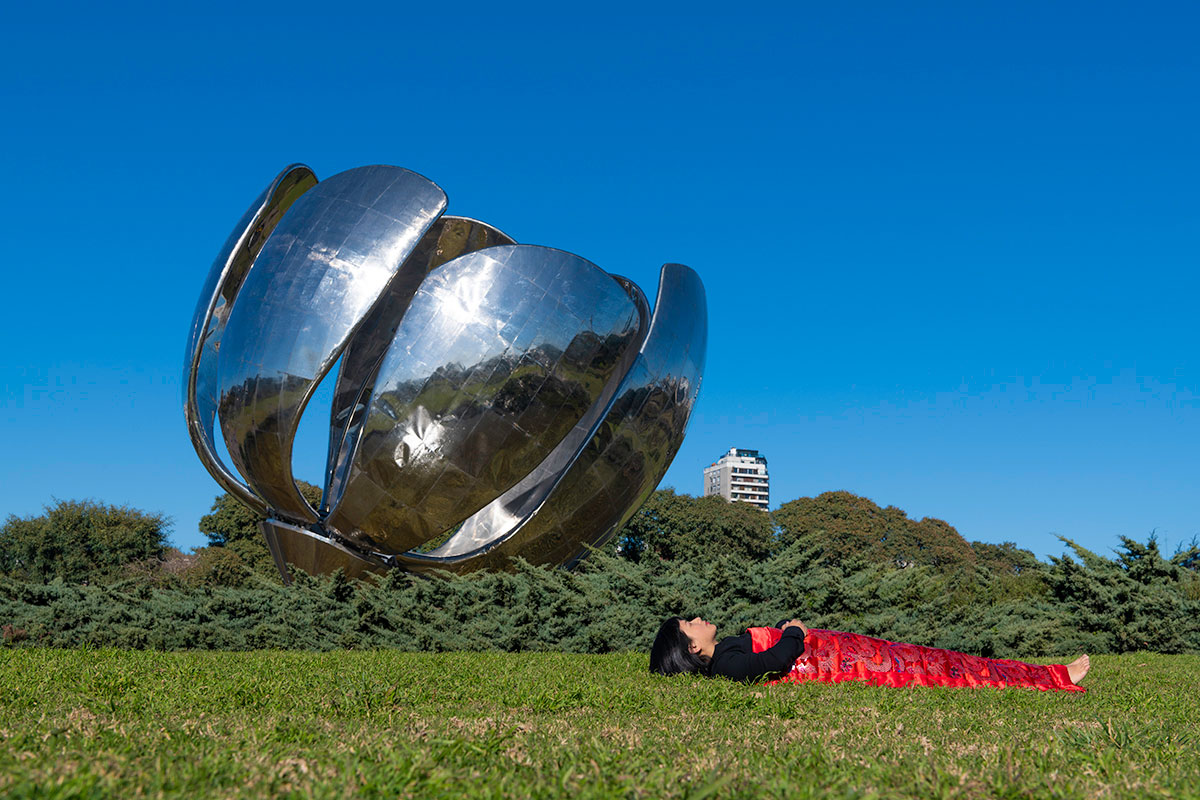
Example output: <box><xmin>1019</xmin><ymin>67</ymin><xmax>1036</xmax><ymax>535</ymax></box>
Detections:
<box><xmin>2</xmin><ymin>2</ymin><xmax>1195</xmax><ymax>560</ymax></box>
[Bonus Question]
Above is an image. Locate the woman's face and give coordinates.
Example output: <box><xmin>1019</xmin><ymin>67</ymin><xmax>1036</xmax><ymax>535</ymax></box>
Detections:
<box><xmin>678</xmin><ymin>617</ymin><xmax>718</xmax><ymax>654</ymax></box>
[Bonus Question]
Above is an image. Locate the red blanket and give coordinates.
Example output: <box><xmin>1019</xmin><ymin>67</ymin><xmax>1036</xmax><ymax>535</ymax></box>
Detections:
<box><xmin>748</xmin><ymin>627</ymin><xmax>1084</xmax><ymax>692</ymax></box>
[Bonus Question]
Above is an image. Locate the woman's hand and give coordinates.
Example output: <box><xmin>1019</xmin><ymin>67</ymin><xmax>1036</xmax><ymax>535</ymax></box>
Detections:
<box><xmin>781</xmin><ymin>619</ymin><xmax>812</xmax><ymax>660</ymax></box>
<box><xmin>780</xmin><ymin>619</ymin><xmax>809</xmax><ymax>636</ymax></box>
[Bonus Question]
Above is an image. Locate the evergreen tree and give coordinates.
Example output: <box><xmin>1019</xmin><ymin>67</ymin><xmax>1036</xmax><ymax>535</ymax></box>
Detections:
<box><xmin>1048</xmin><ymin>537</ymin><xmax>1200</xmax><ymax>653</ymax></box>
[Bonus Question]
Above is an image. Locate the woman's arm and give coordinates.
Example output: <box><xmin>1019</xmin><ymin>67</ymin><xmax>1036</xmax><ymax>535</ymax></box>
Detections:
<box><xmin>710</xmin><ymin>627</ymin><xmax>806</xmax><ymax>683</ymax></box>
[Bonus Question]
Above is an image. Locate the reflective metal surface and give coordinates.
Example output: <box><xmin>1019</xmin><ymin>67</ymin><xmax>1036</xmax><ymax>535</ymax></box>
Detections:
<box><xmin>408</xmin><ymin>263</ymin><xmax>705</xmax><ymax>573</ymax></box>
<box><xmin>184</xmin><ymin>163</ymin><xmax>706</xmax><ymax>580</ymax></box>
<box><xmin>216</xmin><ymin>166</ymin><xmax>447</xmax><ymax>525</ymax></box>
<box><xmin>325</xmin><ymin>217</ymin><xmax>515</xmax><ymax>511</ymax></box>
<box><xmin>185</xmin><ymin>165</ymin><xmax>318</xmax><ymax>516</ymax></box>
<box><xmin>261</xmin><ymin>519</ymin><xmax>387</xmax><ymax>582</ymax></box>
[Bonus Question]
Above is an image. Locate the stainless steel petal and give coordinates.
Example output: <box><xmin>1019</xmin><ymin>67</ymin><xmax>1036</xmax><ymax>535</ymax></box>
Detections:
<box><xmin>325</xmin><ymin>244</ymin><xmax>643</xmax><ymax>555</ymax></box>
<box><xmin>217</xmin><ymin>166</ymin><xmax>447</xmax><ymax>525</ymax></box>
<box><xmin>184</xmin><ymin>164</ymin><xmax>318</xmax><ymax>515</ymax></box>
<box><xmin>324</xmin><ymin>216</ymin><xmax>515</xmax><ymax>512</ymax></box>
<box><xmin>406</xmin><ymin>275</ymin><xmax>649</xmax><ymax>559</ymax></box>
<box><xmin>260</xmin><ymin>518</ymin><xmax>388</xmax><ymax>583</ymax></box>
<box><xmin>403</xmin><ymin>263</ymin><xmax>706</xmax><ymax>572</ymax></box>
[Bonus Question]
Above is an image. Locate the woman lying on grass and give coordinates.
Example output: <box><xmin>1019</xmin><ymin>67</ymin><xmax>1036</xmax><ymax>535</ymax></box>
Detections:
<box><xmin>650</xmin><ymin>617</ymin><xmax>1090</xmax><ymax>692</ymax></box>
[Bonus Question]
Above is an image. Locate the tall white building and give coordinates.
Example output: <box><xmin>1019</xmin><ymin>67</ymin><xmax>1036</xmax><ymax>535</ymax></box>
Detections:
<box><xmin>703</xmin><ymin>448</ymin><xmax>770</xmax><ymax>510</ymax></box>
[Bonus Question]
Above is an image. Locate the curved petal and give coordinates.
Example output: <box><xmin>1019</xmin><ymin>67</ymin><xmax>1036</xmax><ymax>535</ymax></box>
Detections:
<box><xmin>324</xmin><ymin>216</ymin><xmax>515</xmax><ymax>509</ymax></box>
<box><xmin>183</xmin><ymin>164</ymin><xmax>318</xmax><ymax>515</ymax></box>
<box><xmin>325</xmin><ymin>244</ymin><xmax>643</xmax><ymax>555</ymax></box>
<box><xmin>405</xmin><ymin>263</ymin><xmax>706</xmax><ymax>572</ymax></box>
<box><xmin>404</xmin><ymin>275</ymin><xmax>649</xmax><ymax>560</ymax></box>
<box><xmin>260</xmin><ymin>519</ymin><xmax>387</xmax><ymax>583</ymax></box>
<box><xmin>216</xmin><ymin>166</ymin><xmax>447</xmax><ymax>525</ymax></box>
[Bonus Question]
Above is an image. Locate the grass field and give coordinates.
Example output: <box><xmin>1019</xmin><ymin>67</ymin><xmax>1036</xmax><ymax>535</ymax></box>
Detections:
<box><xmin>1</xmin><ymin>649</ymin><xmax>1196</xmax><ymax>799</ymax></box>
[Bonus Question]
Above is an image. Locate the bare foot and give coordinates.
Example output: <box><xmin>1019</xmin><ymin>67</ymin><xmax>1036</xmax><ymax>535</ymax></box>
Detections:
<box><xmin>1067</xmin><ymin>654</ymin><xmax>1090</xmax><ymax>685</ymax></box>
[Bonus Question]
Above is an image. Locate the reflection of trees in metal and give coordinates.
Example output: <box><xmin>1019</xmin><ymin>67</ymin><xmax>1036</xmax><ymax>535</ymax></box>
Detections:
<box><xmin>185</xmin><ymin>164</ymin><xmax>706</xmax><ymax>579</ymax></box>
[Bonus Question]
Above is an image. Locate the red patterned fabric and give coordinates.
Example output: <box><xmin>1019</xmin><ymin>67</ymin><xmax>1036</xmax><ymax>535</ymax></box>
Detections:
<box><xmin>748</xmin><ymin>627</ymin><xmax>1084</xmax><ymax>692</ymax></box>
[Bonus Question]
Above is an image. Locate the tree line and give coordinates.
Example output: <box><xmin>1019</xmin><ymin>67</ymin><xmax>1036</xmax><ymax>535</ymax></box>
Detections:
<box><xmin>1</xmin><ymin>489</ymin><xmax>1197</xmax><ymax>655</ymax></box>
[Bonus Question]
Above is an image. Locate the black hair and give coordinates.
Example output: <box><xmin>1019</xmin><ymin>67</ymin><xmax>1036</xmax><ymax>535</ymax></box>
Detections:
<box><xmin>649</xmin><ymin>616</ymin><xmax>712</xmax><ymax>676</ymax></box>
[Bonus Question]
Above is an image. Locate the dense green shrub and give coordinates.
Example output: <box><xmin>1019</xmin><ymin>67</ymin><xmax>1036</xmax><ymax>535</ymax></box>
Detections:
<box><xmin>0</xmin><ymin>500</ymin><xmax>170</xmax><ymax>584</ymax></box>
<box><xmin>2</xmin><ymin>489</ymin><xmax>1194</xmax><ymax>657</ymax></box>
<box><xmin>2</xmin><ymin>534</ymin><xmax>1194</xmax><ymax>657</ymax></box>
<box><xmin>1047</xmin><ymin>537</ymin><xmax>1200</xmax><ymax>654</ymax></box>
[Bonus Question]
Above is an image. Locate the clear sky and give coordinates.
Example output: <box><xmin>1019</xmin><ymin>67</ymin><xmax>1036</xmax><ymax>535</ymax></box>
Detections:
<box><xmin>2</xmin><ymin>2</ymin><xmax>1195</xmax><ymax>560</ymax></box>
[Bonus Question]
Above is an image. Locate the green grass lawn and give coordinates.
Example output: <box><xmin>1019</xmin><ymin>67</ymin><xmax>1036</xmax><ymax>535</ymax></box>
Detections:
<box><xmin>0</xmin><ymin>649</ymin><xmax>1196</xmax><ymax>799</ymax></box>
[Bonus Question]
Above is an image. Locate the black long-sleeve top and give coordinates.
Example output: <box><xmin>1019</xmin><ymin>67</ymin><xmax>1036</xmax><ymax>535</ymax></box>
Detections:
<box><xmin>706</xmin><ymin>626</ymin><xmax>806</xmax><ymax>683</ymax></box>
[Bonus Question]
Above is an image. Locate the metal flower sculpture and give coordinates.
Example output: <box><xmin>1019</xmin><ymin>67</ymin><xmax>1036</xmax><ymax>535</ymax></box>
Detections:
<box><xmin>185</xmin><ymin>164</ymin><xmax>705</xmax><ymax>579</ymax></box>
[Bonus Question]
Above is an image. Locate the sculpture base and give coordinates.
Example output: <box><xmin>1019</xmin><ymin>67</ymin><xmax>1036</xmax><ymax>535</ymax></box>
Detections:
<box><xmin>260</xmin><ymin>519</ymin><xmax>389</xmax><ymax>584</ymax></box>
